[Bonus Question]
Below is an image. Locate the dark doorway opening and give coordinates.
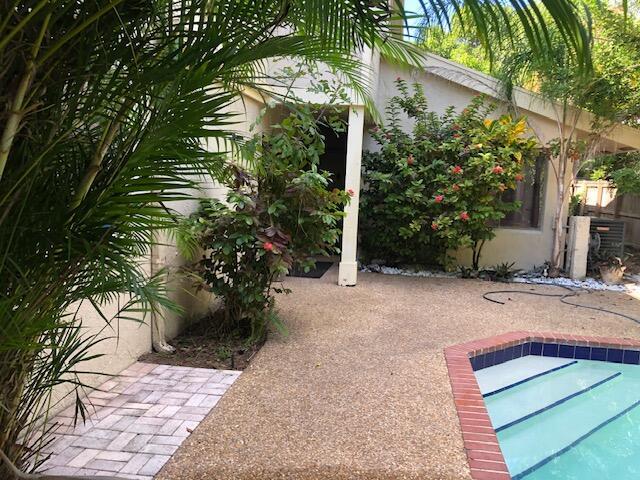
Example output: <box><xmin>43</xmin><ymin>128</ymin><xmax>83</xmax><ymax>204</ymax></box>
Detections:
<box><xmin>318</xmin><ymin>124</ymin><xmax>347</xmax><ymax>190</ymax></box>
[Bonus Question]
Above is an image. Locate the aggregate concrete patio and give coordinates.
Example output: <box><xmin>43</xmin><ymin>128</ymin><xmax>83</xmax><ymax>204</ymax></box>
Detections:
<box><xmin>157</xmin><ymin>267</ymin><xmax>640</xmax><ymax>480</ymax></box>
<box><xmin>39</xmin><ymin>362</ymin><xmax>240</xmax><ymax>479</ymax></box>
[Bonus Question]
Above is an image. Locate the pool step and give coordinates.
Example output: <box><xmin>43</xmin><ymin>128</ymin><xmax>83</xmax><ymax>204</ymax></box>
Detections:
<box><xmin>484</xmin><ymin>364</ymin><xmax>619</xmax><ymax>431</ymax></box>
<box><xmin>495</xmin><ymin>372</ymin><xmax>640</xmax><ymax>477</ymax></box>
<box><xmin>512</xmin><ymin>399</ymin><xmax>640</xmax><ymax>479</ymax></box>
<box><xmin>520</xmin><ymin>397</ymin><xmax>640</xmax><ymax>479</ymax></box>
<box><xmin>475</xmin><ymin>356</ymin><xmax>576</xmax><ymax>396</ymax></box>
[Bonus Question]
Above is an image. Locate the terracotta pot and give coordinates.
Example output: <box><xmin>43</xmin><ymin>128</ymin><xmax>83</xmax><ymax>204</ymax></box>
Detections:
<box><xmin>599</xmin><ymin>265</ymin><xmax>626</xmax><ymax>284</ymax></box>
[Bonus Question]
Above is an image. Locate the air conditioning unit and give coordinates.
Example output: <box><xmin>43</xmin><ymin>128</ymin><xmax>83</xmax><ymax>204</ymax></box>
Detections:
<box><xmin>588</xmin><ymin>218</ymin><xmax>625</xmax><ymax>263</ymax></box>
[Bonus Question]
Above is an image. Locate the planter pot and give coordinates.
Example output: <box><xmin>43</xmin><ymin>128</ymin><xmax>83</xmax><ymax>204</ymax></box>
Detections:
<box><xmin>599</xmin><ymin>265</ymin><xmax>626</xmax><ymax>284</ymax></box>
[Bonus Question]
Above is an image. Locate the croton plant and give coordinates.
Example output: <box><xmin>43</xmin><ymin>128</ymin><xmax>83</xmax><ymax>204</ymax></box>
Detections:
<box><xmin>360</xmin><ymin>79</ymin><xmax>539</xmax><ymax>269</ymax></box>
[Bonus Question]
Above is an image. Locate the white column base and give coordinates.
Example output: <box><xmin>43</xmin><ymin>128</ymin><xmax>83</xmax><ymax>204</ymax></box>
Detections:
<box><xmin>567</xmin><ymin>216</ymin><xmax>591</xmax><ymax>280</ymax></box>
<box><xmin>338</xmin><ymin>261</ymin><xmax>359</xmax><ymax>286</ymax></box>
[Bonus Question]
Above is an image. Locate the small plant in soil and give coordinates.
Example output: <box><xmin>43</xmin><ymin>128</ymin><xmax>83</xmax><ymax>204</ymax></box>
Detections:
<box><xmin>597</xmin><ymin>255</ymin><xmax>627</xmax><ymax>284</ymax></box>
<box><xmin>483</xmin><ymin>262</ymin><xmax>522</xmax><ymax>282</ymax></box>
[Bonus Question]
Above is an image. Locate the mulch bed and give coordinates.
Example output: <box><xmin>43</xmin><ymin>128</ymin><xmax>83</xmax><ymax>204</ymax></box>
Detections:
<box><xmin>139</xmin><ymin>315</ymin><xmax>263</xmax><ymax>370</ymax></box>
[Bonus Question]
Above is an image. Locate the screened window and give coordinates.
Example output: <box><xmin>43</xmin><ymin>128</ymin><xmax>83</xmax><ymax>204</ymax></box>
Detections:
<box><xmin>500</xmin><ymin>154</ymin><xmax>546</xmax><ymax>229</ymax></box>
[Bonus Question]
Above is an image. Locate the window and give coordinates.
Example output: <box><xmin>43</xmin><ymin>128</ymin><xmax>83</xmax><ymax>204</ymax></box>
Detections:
<box><xmin>500</xmin><ymin>154</ymin><xmax>546</xmax><ymax>229</ymax></box>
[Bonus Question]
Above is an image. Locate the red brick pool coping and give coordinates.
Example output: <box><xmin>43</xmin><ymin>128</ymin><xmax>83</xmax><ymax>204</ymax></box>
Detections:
<box><xmin>444</xmin><ymin>331</ymin><xmax>640</xmax><ymax>480</ymax></box>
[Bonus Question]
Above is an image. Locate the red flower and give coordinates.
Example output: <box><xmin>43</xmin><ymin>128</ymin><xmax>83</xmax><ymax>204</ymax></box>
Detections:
<box><xmin>434</xmin><ymin>194</ymin><xmax>444</xmax><ymax>203</ymax></box>
<box><xmin>515</xmin><ymin>173</ymin><xmax>524</xmax><ymax>182</ymax></box>
<box><xmin>263</xmin><ymin>242</ymin><xmax>274</xmax><ymax>252</ymax></box>
<box><xmin>347</xmin><ymin>189</ymin><xmax>355</xmax><ymax>197</ymax></box>
<box><xmin>431</xmin><ymin>222</ymin><xmax>439</xmax><ymax>231</ymax></box>
<box><xmin>492</xmin><ymin>165</ymin><xmax>504</xmax><ymax>174</ymax></box>
<box><xmin>452</xmin><ymin>184</ymin><xmax>460</xmax><ymax>191</ymax></box>
<box><xmin>452</xmin><ymin>165</ymin><xmax>463</xmax><ymax>175</ymax></box>
<box><xmin>452</xmin><ymin>133</ymin><xmax>461</xmax><ymax>139</ymax></box>
<box><xmin>459</xmin><ymin>211</ymin><xmax>470</xmax><ymax>221</ymax></box>
<box><xmin>407</xmin><ymin>154</ymin><xmax>415</xmax><ymax>166</ymax></box>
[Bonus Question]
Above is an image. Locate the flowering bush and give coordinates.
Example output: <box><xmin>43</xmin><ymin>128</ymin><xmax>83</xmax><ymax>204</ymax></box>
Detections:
<box><xmin>360</xmin><ymin>80</ymin><xmax>538</xmax><ymax>269</ymax></box>
<box><xmin>179</xmin><ymin>109</ymin><xmax>349</xmax><ymax>340</ymax></box>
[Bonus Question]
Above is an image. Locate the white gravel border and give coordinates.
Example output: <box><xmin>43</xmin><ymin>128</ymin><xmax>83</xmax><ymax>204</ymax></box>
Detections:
<box><xmin>361</xmin><ymin>264</ymin><xmax>640</xmax><ymax>294</ymax></box>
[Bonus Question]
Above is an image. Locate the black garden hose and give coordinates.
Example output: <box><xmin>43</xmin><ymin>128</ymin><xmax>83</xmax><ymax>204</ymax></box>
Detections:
<box><xmin>482</xmin><ymin>283</ymin><xmax>640</xmax><ymax>325</ymax></box>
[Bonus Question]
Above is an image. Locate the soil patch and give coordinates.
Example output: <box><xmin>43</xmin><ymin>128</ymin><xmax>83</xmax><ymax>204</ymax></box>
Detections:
<box><xmin>139</xmin><ymin>314</ymin><xmax>262</xmax><ymax>370</ymax></box>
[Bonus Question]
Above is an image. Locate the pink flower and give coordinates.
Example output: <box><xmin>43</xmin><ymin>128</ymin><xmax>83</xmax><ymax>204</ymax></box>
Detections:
<box><xmin>452</xmin><ymin>165</ymin><xmax>463</xmax><ymax>175</ymax></box>
<box><xmin>407</xmin><ymin>154</ymin><xmax>415</xmax><ymax>166</ymax></box>
<box><xmin>347</xmin><ymin>189</ymin><xmax>355</xmax><ymax>197</ymax></box>
<box><xmin>492</xmin><ymin>165</ymin><xmax>504</xmax><ymax>174</ymax></box>
<box><xmin>459</xmin><ymin>211</ymin><xmax>470</xmax><ymax>221</ymax></box>
<box><xmin>396</xmin><ymin>76</ymin><xmax>402</xmax><ymax>81</ymax></box>
<box><xmin>263</xmin><ymin>242</ymin><xmax>274</xmax><ymax>252</ymax></box>
<box><xmin>431</xmin><ymin>222</ymin><xmax>439</xmax><ymax>231</ymax></box>
<box><xmin>434</xmin><ymin>194</ymin><xmax>444</xmax><ymax>203</ymax></box>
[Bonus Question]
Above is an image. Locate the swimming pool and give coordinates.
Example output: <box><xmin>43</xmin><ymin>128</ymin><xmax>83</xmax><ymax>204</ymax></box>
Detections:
<box><xmin>445</xmin><ymin>332</ymin><xmax>640</xmax><ymax>479</ymax></box>
<box><xmin>474</xmin><ymin>346</ymin><xmax>640</xmax><ymax>478</ymax></box>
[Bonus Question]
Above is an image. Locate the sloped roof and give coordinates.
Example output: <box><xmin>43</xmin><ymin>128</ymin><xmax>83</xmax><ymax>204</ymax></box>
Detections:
<box><xmin>418</xmin><ymin>52</ymin><xmax>640</xmax><ymax>152</ymax></box>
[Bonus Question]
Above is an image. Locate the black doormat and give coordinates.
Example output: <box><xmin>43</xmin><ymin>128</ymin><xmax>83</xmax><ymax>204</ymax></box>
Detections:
<box><xmin>288</xmin><ymin>261</ymin><xmax>334</xmax><ymax>279</ymax></box>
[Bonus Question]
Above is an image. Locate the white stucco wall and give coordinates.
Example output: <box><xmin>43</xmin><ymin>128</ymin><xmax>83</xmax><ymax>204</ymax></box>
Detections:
<box><xmin>367</xmin><ymin>61</ymin><xmax>576</xmax><ymax>270</ymax></box>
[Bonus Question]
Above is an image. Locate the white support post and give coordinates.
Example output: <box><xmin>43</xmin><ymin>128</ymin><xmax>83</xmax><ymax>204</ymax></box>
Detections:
<box><xmin>338</xmin><ymin>105</ymin><xmax>366</xmax><ymax>286</ymax></box>
<box><xmin>566</xmin><ymin>216</ymin><xmax>591</xmax><ymax>280</ymax></box>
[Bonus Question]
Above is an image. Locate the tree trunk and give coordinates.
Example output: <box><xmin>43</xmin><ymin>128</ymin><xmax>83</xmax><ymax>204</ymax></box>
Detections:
<box><xmin>0</xmin><ymin>351</ymin><xmax>31</xmax><ymax>479</ymax></box>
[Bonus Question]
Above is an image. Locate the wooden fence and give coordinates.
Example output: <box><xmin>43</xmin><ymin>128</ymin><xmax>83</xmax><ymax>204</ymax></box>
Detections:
<box><xmin>573</xmin><ymin>180</ymin><xmax>640</xmax><ymax>247</ymax></box>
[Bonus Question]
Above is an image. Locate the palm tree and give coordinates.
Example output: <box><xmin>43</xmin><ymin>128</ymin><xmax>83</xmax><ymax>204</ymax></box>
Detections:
<box><xmin>0</xmin><ymin>1</ymin><xmax>589</xmax><ymax>477</ymax></box>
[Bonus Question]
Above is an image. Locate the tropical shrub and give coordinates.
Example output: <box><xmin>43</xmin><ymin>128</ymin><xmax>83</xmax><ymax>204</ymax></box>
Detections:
<box><xmin>179</xmin><ymin>110</ymin><xmax>349</xmax><ymax>341</ymax></box>
<box><xmin>360</xmin><ymin>80</ymin><xmax>538</xmax><ymax>269</ymax></box>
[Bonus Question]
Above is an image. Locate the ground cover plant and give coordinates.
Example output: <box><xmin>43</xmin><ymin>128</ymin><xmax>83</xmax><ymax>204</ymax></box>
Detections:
<box><xmin>360</xmin><ymin>80</ymin><xmax>538</xmax><ymax>269</ymax></box>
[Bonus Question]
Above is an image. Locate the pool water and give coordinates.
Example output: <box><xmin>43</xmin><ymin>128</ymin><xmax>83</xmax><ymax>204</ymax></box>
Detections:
<box><xmin>475</xmin><ymin>356</ymin><xmax>640</xmax><ymax>479</ymax></box>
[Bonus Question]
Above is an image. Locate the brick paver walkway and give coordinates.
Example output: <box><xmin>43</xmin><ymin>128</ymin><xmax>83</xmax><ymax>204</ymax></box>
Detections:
<box><xmin>38</xmin><ymin>362</ymin><xmax>240</xmax><ymax>479</ymax></box>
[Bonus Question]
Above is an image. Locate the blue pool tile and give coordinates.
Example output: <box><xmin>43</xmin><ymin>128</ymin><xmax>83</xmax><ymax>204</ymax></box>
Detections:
<box><xmin>591</xmin><ymin>347</ymin><xmax>607</xmax><ymax>362</ymax></box>
<box><xmin>530</xmin><ymin>342</ymin><xmax>543</xmax><ymax>356</ymax></box>
<box><xmin>469</xmin><ymin>357</ymin><xmax>480</xmax><ymax>372</ymax></box>
<box><xmin>542</xmin><ymin>343</ymin><xmax>559</xmax><ymax>357</ymax></box>
<box><xmin>504</xmin><ymin>346</ymin><xmax>515</xmax><ymax>361</ymax></box>
<box><xmin>513</xmin><ymin>344</ymin><xmax>523</xmax><ymax>359</ymax></box>
<box><xmin>558</xmin><ymin>344</ymin><xmax>575</xmax><ymax>359</ymax></box>
<box><xmin>484</xmin><ymin>351</ymin><xmax>495</xmax><ymax>368</ymax></box>
<box><xmin>470</xmin><ymin>356</ymin><xmax>481</xmax><ymax>370</ymax></box>
<box><xmin>522</xmin><ymin>342</ymin><xmax>531</xmax><ymax>356</ymax></box>
<box><xmin>494</xmin><ymin>349</ymin><xmax>506</xmax><ymax>365</ymax></box>
<box><xmin>607</xmin><ymin>348</ymin><xmax>623</xmax><ymax>363</ymax></box>
<box><xmin>623</xmin><ymin>350</ymin><xmax>640</xmax><ymax>365</ymax></box>
<box><xmin>575</xmin><ymin>345</ymin><xmax>590</xmax><ymax>359</ymax></box>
